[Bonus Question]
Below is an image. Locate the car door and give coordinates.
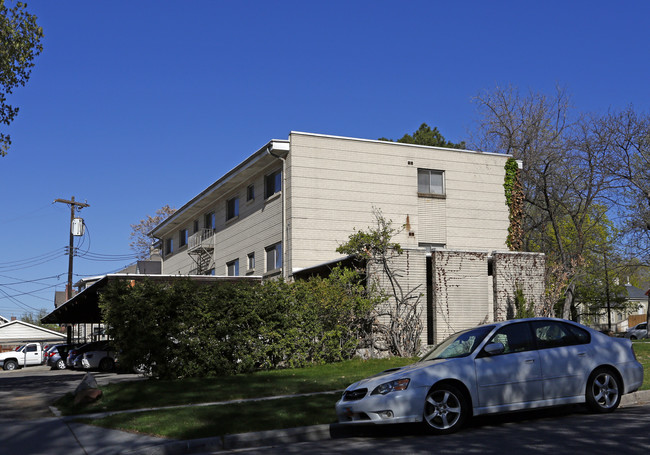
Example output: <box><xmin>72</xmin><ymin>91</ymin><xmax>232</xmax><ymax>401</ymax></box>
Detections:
<box><xmin>531</xmin><ymin>320</ymin><xmax>592</xmax><ymax>400</ymax></box>
<box><xmin>24</xmin><ymin>344</ymin><xmax>41</xmax><ymax>366</ymax></box>
<box><xmin>475</xmin><ymin>322</ymin><xmax>543</xmax><ymax>408</ymax></box>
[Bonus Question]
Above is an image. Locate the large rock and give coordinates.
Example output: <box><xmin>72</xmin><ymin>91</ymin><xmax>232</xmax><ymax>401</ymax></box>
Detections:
<box><xmin>74</xmin><ymin>388</ymin><xmax>103</xmax><ymax>405</ymax></box>
<box><xmin>75</xmin><ymin>372</ymin><xmax>99</xmax><ymax>395</ymax></box>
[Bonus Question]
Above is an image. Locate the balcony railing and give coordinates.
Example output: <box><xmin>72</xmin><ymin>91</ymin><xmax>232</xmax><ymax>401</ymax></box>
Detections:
<box><xmin>188</xmin><ymin>229</ymin><xmax>215</xmax><ymax>252</ymax></box>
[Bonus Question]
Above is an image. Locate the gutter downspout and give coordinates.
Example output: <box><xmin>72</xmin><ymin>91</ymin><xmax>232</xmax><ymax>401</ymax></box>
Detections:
<box><xmin>267</xmin><ymin>144</ymin><xmax>288</xmax><ymax>279</ymax></box>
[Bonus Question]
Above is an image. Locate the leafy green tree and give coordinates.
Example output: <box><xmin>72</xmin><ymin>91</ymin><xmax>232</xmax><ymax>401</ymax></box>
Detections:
<box><xmin>380</xmin><ymin>123</ymin><xmax>466</xmax><ymax>149</ymax></box>
<box><xmin>100</xmin><ymin>273</ymin><xmax>374</xmax><ymax>379</ymax></box>
<box><xmin>0</xmin><ymin>1</ymin><xmax>43</xmax><ymax>156</ymax></box>
<box><xmin>22</xmin><ymin>308</ymin><xmax>61</xmax><ymax>331</ymax></box>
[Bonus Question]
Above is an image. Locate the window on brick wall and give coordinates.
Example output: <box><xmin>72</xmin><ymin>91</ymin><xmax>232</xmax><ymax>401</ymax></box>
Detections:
<box><xmin>418</xmin><ymin>169</ymin><xmax>445</xmax><ymax>196</ymax></box>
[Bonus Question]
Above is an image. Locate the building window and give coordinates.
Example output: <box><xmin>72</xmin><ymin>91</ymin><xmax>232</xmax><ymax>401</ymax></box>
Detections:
<box><xmin>205</xmin><ymin>212</ymin><xmax>215</xmax><ymax>230</ymax></box>
<box><xmin>165</xmin><ymin>238</ymin><xmax>173</xmax><ymax>255</ymax></box>
<box><xmin>247</xmin><ymin>184</ymin><xmax>255</xmax><ymax>202</ymax></box>
<box><xmin>179</xmin><ymin>229</ymin><xmax>188</xmax><ymax>248</ymax></box>
<box><xmin>227</xmin><ymin>259</ymin><xmax>239</xmax><ymax>276</ymax></box>
<box><xmin>418</xmin><ymin>169</ymin><xmax>445</xmax><ymax>195</ymax></box>
<box><xmin>247</xmin><ymin>252</ymin><xmax>255</xmax><ymax>271</ymax></box>
<box><xmin>265</xmin><ymin>242</ymin><xmax>282</xmax><ymax>272</ymax></box>
<box><xmin>226</xmin><ymin>197</ymin><xmax>239</xmax><ymax>221</ymax></box>
<box><xmin>193</xmin><ymin>219</ymin><xmax>199</xmax><ymax>234</ymax></box>
<box><xmin>265</xmin><ymin>169</ymin><xmax>282</xmax><ymax>199</ymax></box>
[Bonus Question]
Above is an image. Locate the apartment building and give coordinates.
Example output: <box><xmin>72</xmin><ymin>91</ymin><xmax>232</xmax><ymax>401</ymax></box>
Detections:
<box><xmin>151</xmin><ymin>132</ymin><xmax>545</xmax><ymax>345</ymax></box>
<box><xmin>152</xmin><ymin>131</ymin><xmax>512</xmax><ymax>277</ymax></box>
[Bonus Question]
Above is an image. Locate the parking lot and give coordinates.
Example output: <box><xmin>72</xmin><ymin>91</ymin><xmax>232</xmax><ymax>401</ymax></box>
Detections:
<box><xmin>0</xmin><ymin>365</ymin><xmax>143</xmax><ymax>420</ymax></box>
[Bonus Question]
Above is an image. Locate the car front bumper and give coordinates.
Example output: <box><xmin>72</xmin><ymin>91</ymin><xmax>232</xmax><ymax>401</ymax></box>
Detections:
<box><xmin>335</xmin><ymin>386</ymin><xmax>428</xmax><ymax>425</ymax></box>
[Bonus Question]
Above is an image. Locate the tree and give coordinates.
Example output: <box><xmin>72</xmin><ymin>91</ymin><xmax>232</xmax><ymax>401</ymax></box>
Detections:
<box><xmin>590</xmin><ymin>107</ymin><xmax>650</xmax><ymax>265</ymax></box>
<box><xmin>21</xmin><ymin>308</ymin><xmax>60</xmax><ymax>331</ymax></box>
<box><xmin>380</xmin><ymin>123</ymin><xmax>466</xmax><ymax>149</ymax></box>
<box><xmin>337</xmin><ymin>207</ymin><xmax>423</xmax><ymax>357</ymax></box>
<box><xmin>471</xmin><ymin>85</ymin><xmax>616</xmax><ymax>319</ymax></box>
<box><xmin>129</xmin><ymin>205</ymin><xmax>176</xmax><ymax>259</ymax></box>
<box><xmin>0</xmin><ymin>1</ymin><xmax>43</xmax><ymax>156</ymax></box>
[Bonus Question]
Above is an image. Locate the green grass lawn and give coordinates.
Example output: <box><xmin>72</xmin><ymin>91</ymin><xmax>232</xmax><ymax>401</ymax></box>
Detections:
<box><xmin>632</xmin><ymin>341</ymin><xmax>650</xmax><ymax>390</ymax></box>
<box><xmin>55</xmin><ymin>357</ymin><xmax>417</xmax><ymax>416</ymax></box>
<box><xmin>61</xmin><ymin>342</ymin><xmax>650</xmax><ymax>440</ymax></box>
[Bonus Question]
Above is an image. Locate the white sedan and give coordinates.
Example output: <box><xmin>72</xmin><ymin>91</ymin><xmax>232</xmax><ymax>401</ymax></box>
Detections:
<box><xmin>336</xmin><ymin>317</ymin><xmax>644</xmax><ymax>434</ymax></box>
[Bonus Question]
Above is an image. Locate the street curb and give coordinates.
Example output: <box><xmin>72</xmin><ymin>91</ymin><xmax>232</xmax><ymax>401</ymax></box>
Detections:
<box><xmin>119</xmin><ymin>424</ymin><xmax>335</xmax><ymax>455</ymax></box>
<box><xmin>122</xmin><ymin>389</ymin><xmax>650</xmax><ymax>455</ymax></box>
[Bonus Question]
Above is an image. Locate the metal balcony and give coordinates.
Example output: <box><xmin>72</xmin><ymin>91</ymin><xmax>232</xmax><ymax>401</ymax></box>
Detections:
<box><xmin>188</xmin><ymin>229</ymin><xmax>215</xmax><ymax>252</ymax></box>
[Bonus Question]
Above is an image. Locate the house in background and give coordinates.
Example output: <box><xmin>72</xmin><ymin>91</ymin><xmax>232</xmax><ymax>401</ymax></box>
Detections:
<box><xmin>0</xmin><ymin>320</ymin><xmax>66</xmax><ymax>351</ymax></box>
<box><xmin>151</xmin><ymin>132</ymin><xmax>545</xmax><ymax>346</ymax></box>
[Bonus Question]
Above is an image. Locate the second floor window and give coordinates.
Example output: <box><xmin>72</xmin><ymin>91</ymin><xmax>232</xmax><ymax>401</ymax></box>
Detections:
<box><xmin>226</xmin><ymin>197</ymin><xmax>239</xmax><ymax>221</ymax></box>
<box><xmin>418</xmin><ymin>169</ymin><xmax>445</xmax><ymax>196</ymax></box>
<box><xmin>165</xmin><ymin>238</ymin><xmax>173</xmax><ymax>255</ymax></box>
<box><xmin>265</xmin><ymin>169</ymin><xmax>282</xmax><ymax>199</ymax></box>
<box><xmin>179</xmin><ymin>229</ymin><xmax>188</xmax><ymax>248</ymax></box>
<box><xmin>205</xmin><ymin>212</ymin><xmax>215</xmax><ymax>230</ymax></box>
<box><xmin>247</xmin><ymin>184</ymin><xmax>255</xmax><ymax>202</ymax></box>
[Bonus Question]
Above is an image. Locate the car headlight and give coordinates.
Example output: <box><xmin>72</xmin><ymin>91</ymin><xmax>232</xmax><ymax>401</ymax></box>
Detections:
<box><xmin>371</xmin><ymin>378</ymin><xmax>410</xmax><ymax>395</ymax></box>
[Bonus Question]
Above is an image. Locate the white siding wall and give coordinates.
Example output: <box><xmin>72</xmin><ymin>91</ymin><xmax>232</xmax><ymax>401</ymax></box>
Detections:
<box><xmin>287</xmin><ymin>133</ymin><xmax>510</xmax><ymax>273</ymax></box>
<box><xmin>161</xmin><ymin>162</ymin><xmax>283</xmax><ymax>276</ymax></box>
<box><xmin>432</xmin><ymin>250</ymin><xmax>491</xmax><ymax>344</ymax></box>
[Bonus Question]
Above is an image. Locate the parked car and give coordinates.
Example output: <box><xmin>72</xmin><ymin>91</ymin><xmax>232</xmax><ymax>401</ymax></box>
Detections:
<box><xmin>336</xmin><ymin>317</ymin><xmax>644</xmax><ymax>434</ymax></box>
<box><xmin>43</xmin><ymin>345</ymin><xmax>61</xmax><ymax>367</ymax></box>
<box><xmin>81</xmin><ymin>345</ymin><xmax>116</xmax><ymax>372</ymax></box>
<box><xmin>0</xmin><ymin>343</ymin><xmax>44</xmax><ymax>370</ymax></box>
<box><xmin>66</xmin><ymin>340</ymin><xmax>111</xmax><ymax>369</ymax></box>
<box><xmin>625</xmin><ymin>322</ymin><xmax>648</xmax><ymax>340</ymax></box>
<box><xmin>46</xmin><ymin>344</ymin><xmax>78</xmax><ymax>370</ymax></box>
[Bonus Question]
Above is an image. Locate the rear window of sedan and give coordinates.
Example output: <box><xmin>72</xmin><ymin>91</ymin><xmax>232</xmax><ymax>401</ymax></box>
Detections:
<box><xmin>531</xmin><ymin>320</ymin><xmax>590</xmax><ymax>349</ymax></box>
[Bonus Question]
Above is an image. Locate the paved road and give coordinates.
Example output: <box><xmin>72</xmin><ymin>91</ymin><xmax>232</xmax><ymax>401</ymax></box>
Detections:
<box><xmin>218</xmin><ymin>404</ymin><xmax>650</xmax><ymax>455</ymax></box>
<box><xmin>0</xmin><ymin>364</ymin><xmax>144</xmax><ymax>419</ymax></box>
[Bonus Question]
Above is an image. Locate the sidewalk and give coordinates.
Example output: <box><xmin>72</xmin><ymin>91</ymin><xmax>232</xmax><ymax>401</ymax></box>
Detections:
<box><xmin>26</xmin><ymin>388</ymin><xmax>647</xmax><ymax>455</ymax></box>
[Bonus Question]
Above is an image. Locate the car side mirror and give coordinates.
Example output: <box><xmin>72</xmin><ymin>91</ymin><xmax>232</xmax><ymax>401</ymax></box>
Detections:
<box><xmin>484</xmin><ymin>342</ymin><xmax>505</xmax><ymax>356</ymax></box>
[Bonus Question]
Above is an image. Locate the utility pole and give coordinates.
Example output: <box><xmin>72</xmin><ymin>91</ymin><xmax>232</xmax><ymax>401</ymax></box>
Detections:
<box><xmin>54</xmin><ymin>196</ymin><xmax>90</xmax><ymax>300</ymax></box>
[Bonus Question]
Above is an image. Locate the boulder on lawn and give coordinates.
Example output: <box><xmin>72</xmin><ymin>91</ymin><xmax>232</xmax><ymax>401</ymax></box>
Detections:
<box><xmin>75</xmin><ymin>372</ymin><xmax>99</xmax><ymax>395</ymax></box>
<box><xmin>74</xmin><ymin>388</ymin><xmax>103</xmax><ymax>405</ymax></box>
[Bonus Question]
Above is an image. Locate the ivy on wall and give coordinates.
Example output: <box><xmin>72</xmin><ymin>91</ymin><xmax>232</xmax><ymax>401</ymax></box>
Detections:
<box><xmin>504</xmin><ymin>158</ymin><xmax>524</xmax><ymax>251</ymax></box>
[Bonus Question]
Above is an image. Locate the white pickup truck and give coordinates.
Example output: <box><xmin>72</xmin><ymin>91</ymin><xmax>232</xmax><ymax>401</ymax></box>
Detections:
<box><xmin>0</xmin><ymin>343</ymin><xmax>44</xmax><ymax>371</ymax></box>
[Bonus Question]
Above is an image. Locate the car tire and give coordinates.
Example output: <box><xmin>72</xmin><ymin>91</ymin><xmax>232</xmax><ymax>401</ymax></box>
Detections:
<box><xmin>3</xmin><ymin>360</ymin><xmax>18</xmax><ymax>371</ymax></box>
<box><xmin>55</xmin><ymin>359</ymin><xmax>66</xmax><ymax>370</ymax></box>
<box><xmin>586</xmin><ymin>368</ymin><xmax>621</xmax><ymax>413</ymax></box>
<box><xmin>99</xmin><ymin>357</ymin><xmax>115</xmax><ymax>372</ymax></box>
<box><xmin>423</xmin><ymin>383</ymin><xmax>468</xmax><ymax>434</ymax></box>
<box><xmin>630</xmin><ymin>335</ymin><xmax>637</xmax><ymax>340</ymax></box>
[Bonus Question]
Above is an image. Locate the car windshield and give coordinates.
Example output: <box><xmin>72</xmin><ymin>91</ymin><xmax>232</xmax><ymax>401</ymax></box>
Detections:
<box><xmin>420</xmin><ymin>325</ymin><xmax>495</xmax><ymax>361</ymax></box>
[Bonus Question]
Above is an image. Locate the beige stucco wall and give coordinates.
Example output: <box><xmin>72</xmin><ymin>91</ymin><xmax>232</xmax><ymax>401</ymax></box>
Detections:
<box><xmin>287</xmin><ymin>133</ymin><xmax>510</xmax><ymax>274</ymax></box>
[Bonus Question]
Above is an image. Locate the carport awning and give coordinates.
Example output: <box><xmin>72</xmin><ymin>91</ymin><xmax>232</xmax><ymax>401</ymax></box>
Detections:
<box><xmin>42</xmin><ymin>276</ymin><xmax>107</xmax><ymax>324</ymax></box>
<box><xmin>41</xmin><ymin>274</ymin><xmax>264</xmax><ymax>325</ymax></box>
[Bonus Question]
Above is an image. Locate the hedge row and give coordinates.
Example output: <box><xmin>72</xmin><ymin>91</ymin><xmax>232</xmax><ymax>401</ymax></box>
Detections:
<box><xmin>99</xmin><ymin>268</ymin><xmax>376</xmax><ymax>379</ymax></box>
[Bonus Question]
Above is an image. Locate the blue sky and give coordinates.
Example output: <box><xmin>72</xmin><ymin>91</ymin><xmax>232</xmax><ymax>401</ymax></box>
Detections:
<box><xmin>1</xmin><ymin>1</ymin><xmax>649</xmax><ymax>318</ymax></box>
